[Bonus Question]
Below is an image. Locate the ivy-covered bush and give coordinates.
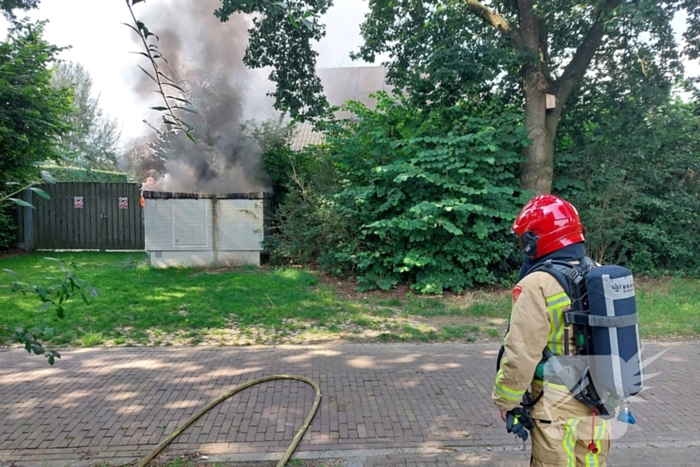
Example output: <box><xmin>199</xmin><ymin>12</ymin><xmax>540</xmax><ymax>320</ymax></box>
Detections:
<box><xmin>42</xmin><ymin>165</ymin><xmax>129</xmax><ymax>183</ymax></box>
<box><xmin>326</xmin><ymin>93</ymin><xmax>530</xmax><ymax>293</ymax></box>
<box><xmin>0</xmin><ymin>206</ymin><xmax>16</xmax><ymax>248</ymax></box>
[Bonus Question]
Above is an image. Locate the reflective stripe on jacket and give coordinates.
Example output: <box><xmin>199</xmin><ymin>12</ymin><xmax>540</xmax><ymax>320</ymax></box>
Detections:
<box><xmin>492</xmin><ymin>270</ymin><xmax>574</xmax><ymax>412</ymax></box>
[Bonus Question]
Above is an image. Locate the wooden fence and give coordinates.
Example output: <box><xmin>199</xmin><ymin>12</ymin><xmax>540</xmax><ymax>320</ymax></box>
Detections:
<box><xmin>15</xmin><ymin>182</ymin><xmax>144</xmax><ymax>251</ymax></box>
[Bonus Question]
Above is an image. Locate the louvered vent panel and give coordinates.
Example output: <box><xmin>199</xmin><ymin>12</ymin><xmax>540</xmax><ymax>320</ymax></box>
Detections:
<box><xmin>216</xmin><ymin>200</ymin><xmax>264</xmax><ymax>251</ymax></box>
<box><xmin>145</xmin><ymin>199</ymin><xmax>175</xmax><ymax>250</ymax></box>
<box><xmin>173</xmin><ymin>199</ymin><xmax>211</xmax><ymax>249</ymax></box>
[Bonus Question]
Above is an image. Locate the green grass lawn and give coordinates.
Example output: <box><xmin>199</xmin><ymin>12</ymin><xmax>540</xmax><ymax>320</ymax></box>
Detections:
<box><xmin>1</xmin><ymin>252</ymin><xmax>698</xmax><ymax>349</ymax></box>
<box><xmin>635</xmin><ymin>276</ymin><xmax>700</xmax><ymax>337</ymax></box>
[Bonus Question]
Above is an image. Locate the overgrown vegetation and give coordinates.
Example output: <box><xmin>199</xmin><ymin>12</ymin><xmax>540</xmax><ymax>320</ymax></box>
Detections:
<box><xmin>1</xmin><ymin>1</ymin><xmax>699</xmax><ymax>360</ymax></box>
<box><xmin>262</xmin><ymin>90</ymin><xmax>700</xmax><ymax>289</ymax></box>
<box><xmin>0</xmin><ymin>18</ymin><xmax>102</xmax><ymax>364</ymax></box>
<box><xmin>50</xmin><ymin>61</ymin><xmax>122</xmax><ymax>170</ymax></box>
<box><xmin>215</xmin><ymin>0</ymin><xmax>700</xmax><ymax>287</ymax></box>
<box><xmin>217</xmin><ymin>0</ymin><xmax>700</xmax><ymax>195</ymax></box>
<box><xmin>327</xmin><ymin>95</ymin><xmax>530</xmax><ymax>292</ymax></box>
<box><xmin>39</xmin><ymin>165</ymin><xmax>130</xmax><ymax>183</ymax></box>
<box><xmin>556</xmin><ymin>88</ymin><xmax>700</xmax><ymax>274</ymax></box>
<box><xmin>0</xmin><ymin>19</ymin><xmax>72</xmax><ymax>247</ymax></box>
<box><xmin>263</xmin><ymin>95</ymin><xmax>530</xmax><ymax>293</ymax></box>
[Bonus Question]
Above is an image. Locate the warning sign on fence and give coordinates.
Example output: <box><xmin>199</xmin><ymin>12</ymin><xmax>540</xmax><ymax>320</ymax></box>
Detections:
<box><xmin>74</xmin><ymin>196</ymin><xmax>83</xmax><ymax>209</ymax></box>
<box><xmin>119</xmin><ymin>197</ymin><xmax>128</xmax><ymax>210</ymax></box>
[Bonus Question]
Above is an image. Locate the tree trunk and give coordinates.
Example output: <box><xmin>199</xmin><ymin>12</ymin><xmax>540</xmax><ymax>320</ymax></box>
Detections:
<box><xmin>520</xmin><ymin>74</ymin><xmax>555</xmax><ymax>195</ymax></box>
<box><xmin>518</xmin><ymin>0</ymin><xmax>553</xmax><ymax>196</ymax></box>
<box><xmin>464</xmin><ymin>0</ymin><xmax>621</xmax><ymax>196</ymax></box>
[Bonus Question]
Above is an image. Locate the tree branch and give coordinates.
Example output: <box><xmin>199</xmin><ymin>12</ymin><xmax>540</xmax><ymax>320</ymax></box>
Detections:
<box><xmin>462</xmin><ymin>0</ymin><xmax>521</xmax><ymax>47</ymax></box>
<box><xmin>538</xmin><ymin>15</ymin><xmax>552</xmax><ymax>82</ymax></box>
<box><xmin>550</xmin><ymin>0</ymin><xmax>622</xmax><ymax>115</ymax></box>
<box><xmin>124</xmin><ymin>0</ymin><xmax>198</xmax><ymax>143</ymax></box>
<box><xmin>1</xmin><ymin>181</ymin><xmax>38</xmax><ymax>203</ymax></box>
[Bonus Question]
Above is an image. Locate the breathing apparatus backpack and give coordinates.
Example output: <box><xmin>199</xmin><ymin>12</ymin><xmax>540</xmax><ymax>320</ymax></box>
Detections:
<box><xmin>499</xmin><ymin>257</ymin><xmax>644</xmax><ymax>422</ymax></box>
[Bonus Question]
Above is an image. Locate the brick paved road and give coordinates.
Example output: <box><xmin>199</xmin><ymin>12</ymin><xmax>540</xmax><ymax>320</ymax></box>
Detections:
<box><xmin>0</xmin><ymin>342</ymin><xmax>697</xmax><ymax>466</ymax></box>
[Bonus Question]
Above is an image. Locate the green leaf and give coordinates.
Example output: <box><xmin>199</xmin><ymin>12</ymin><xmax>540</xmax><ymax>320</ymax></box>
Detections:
<box><xmin>300</xmin><ymin>17</ymin><xmax>313</xmax><ymax>31</ymax></box>
<box><xmin>157</xmin><ymin>71</ymin><xmax>176</xmax><ymax>83</ymax></box>
<box><xmin>31</xmin><ymin>343</ymin><xmax>45</xmax><ymax>355</ymax></box>
<box><xmin>123</xmin><ymin>22</ymin><xmax>141</xmax><ymax>36</ymax></box>
<box><xmin>3</xmin><ymin>269</ymin><xmax>19</xmax><ymax>278</ymax></box>
<box><xmin>130</xmin><ymin>51</ymin><xmax>152</xmax><ymax>59</ymax></box>
<box><xmin>8</xmin><ymin>198</ymin><xmax>35</xmax><ymax>209</ymax></box>
<box><xmin>28</xmin><ymin>187</ymin><xmax>50</xmax><ymax>199</ymax></box>
<box><xmin>40</xmin><ymin>171</ymin><xmax>57</xmax><ymax>184</ymax></box>
<box><xmin>136</xmin><ymin>21</ymin><xmax>152</xmax><ymax>38</ymax></box>
<box><xmin>162</xmin><ymin>82</ymin><xmax>185</xmax><ymax>92</ymax></box>
<box><xmin>171</xmin><ymin>105</ymin><xmax>198</xmax><ymax>114</ymax></box>
<box><xmin>137</xmin><ymin>65</ymin><xmax>157</xmax><ymax>83</ymax></box>
<box><xmin>39</xmin><ymin>301</ymin><xmax>52</xmax><ymax>312</ymax></box>
<box><xmin>165</xmin><ymin>95</ymin><xmax>193</xmax><ymax>104</ymax></box>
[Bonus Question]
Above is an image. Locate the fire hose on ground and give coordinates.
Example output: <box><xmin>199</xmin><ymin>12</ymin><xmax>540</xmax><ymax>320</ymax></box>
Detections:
<box><xmin>137</xmin><ymin>375</ymin><xmax>322</xmax><ymax>467</ymax></box>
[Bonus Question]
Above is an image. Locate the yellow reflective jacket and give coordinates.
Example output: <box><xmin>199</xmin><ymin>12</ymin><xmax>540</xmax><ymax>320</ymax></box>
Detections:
<box><xmin>492</xmin><ymin>269</ymin><xmax>577</xmax><ymax>413</ymax></box>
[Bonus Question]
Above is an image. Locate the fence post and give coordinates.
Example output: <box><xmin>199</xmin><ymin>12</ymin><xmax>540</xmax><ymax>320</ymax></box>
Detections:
<box><xmin>26</xmin><ymin>189</ymin><xmax>33</xmax><ymax>250</ymax></box>
<box><xmin>14</xmin><ymin>189</ymin><xmax>34</xmax><ymax>251</ymax></box>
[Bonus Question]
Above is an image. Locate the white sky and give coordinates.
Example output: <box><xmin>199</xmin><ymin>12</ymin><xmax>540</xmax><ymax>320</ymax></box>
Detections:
<box><xmin>0</xmin><ymin>0</ymin><xmax>376</xmax><ymax>148</ymax></box>
<box><xmin>1</xmin><ymin>1</ymin><xmax>698</xmax><ymax>149</ymax></box>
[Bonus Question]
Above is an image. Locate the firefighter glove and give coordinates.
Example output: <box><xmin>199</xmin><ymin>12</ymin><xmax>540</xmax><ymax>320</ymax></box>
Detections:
<box><xmin>505</xmin><ymin>407</ymin><xmax>534</xmax><ymax>441</ymax></box>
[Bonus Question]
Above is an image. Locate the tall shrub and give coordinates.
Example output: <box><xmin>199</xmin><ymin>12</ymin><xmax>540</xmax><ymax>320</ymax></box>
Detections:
<box><xmin>327</xmin><ymin>94</ymin><xmax>530</xmax><ymax>293</ymax></box>
<box><xmin>0</xmin><ymin>20</ymin><xmax>72</xmax><ymax>247</ymax></box>
<box><xmin>556</xmin><ymin>96</ymin><xmax>700</xmax><ymax>274</ymax></box>
<box><xmin>263</xmin><ymin>144</ymin><xmax>346</xmax><ymax>271</ymax></box>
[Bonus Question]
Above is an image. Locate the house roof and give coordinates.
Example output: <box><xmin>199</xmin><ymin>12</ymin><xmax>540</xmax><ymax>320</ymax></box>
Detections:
<box><xmin>290</xmin><ymin>121</ymin><xmax>325</xmax><ymax>151</ymax></box>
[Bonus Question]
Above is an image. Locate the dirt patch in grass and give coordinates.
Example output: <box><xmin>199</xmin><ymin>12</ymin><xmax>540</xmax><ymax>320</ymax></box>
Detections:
<box><xmin>316</xmin><ymin>272</ymin><xmax>509</xmax><ymax>304</ymax></box>
<box><xmin>0</xmin><ymin>247</ymin><xmax>25</xmax><ymax>259</ymax></box>
<box><xmin>103</xmin><ymin>313</ymin><xmax>506</xmax><ymax>348</ymax></box>
<box><xmin>316</xmin><ymin>272</ymin><xmax>412</xmax><ymax>300</ymax></box>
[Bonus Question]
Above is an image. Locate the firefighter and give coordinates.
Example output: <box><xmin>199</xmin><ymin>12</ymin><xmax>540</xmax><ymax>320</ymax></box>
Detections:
<box><xmin>493</xmin><ymin>194</ymin><xmax>611</xmax><ymax>466</ymax></box>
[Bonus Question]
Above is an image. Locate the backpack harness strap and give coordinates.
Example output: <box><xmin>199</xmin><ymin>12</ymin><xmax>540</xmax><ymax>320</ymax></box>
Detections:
<box><xmin>531</xmin><ymin>257</ymin><xmax>608</xmax><ymax>415</ymax></box>
<box><xmin>498</xmin><ymin>256</ymin><xmax>607</xmax><ymax>414</ymax></box>
<box><xmin>567</xmin><ymin>312</ymin><xmax>639</xmax><ymax>328</ymax></box>
<box><xmin>541</xmin><ymin>347</ymin><xmax>606</xmax><ymax>415</ymax></box>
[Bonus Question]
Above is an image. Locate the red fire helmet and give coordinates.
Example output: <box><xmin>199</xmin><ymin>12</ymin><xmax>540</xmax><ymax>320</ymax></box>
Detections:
<box><xmin>512</xmin><ymin>195</ymin><xmax>585</xmax><ymax>259</ymax></box>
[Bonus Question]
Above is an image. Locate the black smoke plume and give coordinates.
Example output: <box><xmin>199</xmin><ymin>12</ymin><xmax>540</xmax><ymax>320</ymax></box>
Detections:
<box><xmin>132</xmin><ymin>0</ymin><xmax>271</xmax><ymax>194</ymax></box>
